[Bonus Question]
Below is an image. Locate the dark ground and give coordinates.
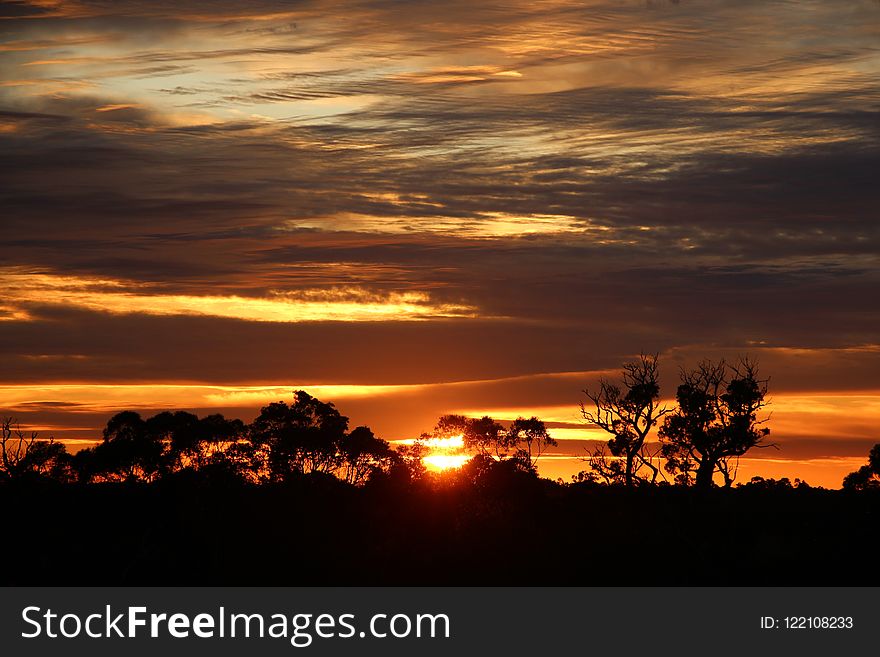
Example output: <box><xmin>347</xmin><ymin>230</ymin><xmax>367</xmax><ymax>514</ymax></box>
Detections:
<box><xmin>5</xmin><ymin>473</ymin><xmax>878</xmax><ymax>586</ymax></box>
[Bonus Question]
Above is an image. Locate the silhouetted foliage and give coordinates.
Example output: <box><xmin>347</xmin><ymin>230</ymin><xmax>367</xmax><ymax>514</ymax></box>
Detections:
<box><xmin>659</xmin><ymin>358</ymin><xmax>772</xmax><ymax>488</ymax></box>
<box><xmin>2</xmin><ymin>382</ymin><xmax>880</xmax><ymax>587</ymax></box>
<box><xmin>75</xmin><ymin>410</ymin><xmax>253</xmax><ymax>483</ymax></box>
<box><xmin>147</xmin><ymin>411</ymin><xmax>245</xmax><ymax>472</ymax></box>
<box><xmin>250</xmin><ymin>392</ymin><xmax>349</xmax><ymax>480</ymax></box>
<box><xmin>423</xmin><ymin>414</ymin><xmax>556</xmax><ymax>474</ymax></box>
<box><xmin>339</xmin><ymin>425</ymin><xmax>395</xmax><ymax>485</ymax></box>
<box><xmin>76</xmin><ymin>411</ymin><xmax>165</xmax><ymax>482</ymax></box>
<box><xmin>67</xmin><ymin>392</ymin><xmax>399</xmax><ymax>487</ymax></box>
<box><xmin>842</xmin><ymin>444</ymin><xmax>880</xmax><ymax>490</ymax></box>
<box><xmin>249</xmin><ymin>391</ymin><xmax>395</xmax><ymax>483</ymax></box>
<box><xmin>580</xmin><ymin>353</ymin><xmax>669</xmax><ymax>486</ymax></box>
<box><xmin>0</xmin><ymin>418</ymin><xmax>72</xmax><ymax>483</ymax></box>
<box><xmin>507</xmin><ymin>416</ymin><xmax>557</xmax><ymax>470</ymax></box>
<box><xmin>737</xmin><ymin>476</ymin><xmax>810</xmax><ymax>491</ymax></box>
<box><xmin>427</xmin><ymin>414</ymin><xmax>511</xmax><ymax>458</ymax></box>
<box><xmin>390</xmin><ymin>442</ymin><xmax>429</xmax><ymax>482</ymax></box>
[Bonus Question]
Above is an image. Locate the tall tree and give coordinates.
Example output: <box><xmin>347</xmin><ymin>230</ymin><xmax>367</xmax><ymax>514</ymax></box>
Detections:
<box><xmin>148</xmin><ymin>411</ymin><xmax>246</xmax><ymax>471</ymax></box>
<box><xmin>76</xmin><ymin>411</ymin><xmax>166</xmax><ymax>482</ymax></box>
<box><xmin>339</xmin><ymin>426</ymin><xmax>395</xmax><ymax>485</ymax></box>
<box><xmin>580</xmin><ymin>353</ymin><xmax>669</xmax><ymax>486</ymax></box>
<box><xmin>507</xmin><ymin>416</ymin><xmax>557</xmax><ymax>471</ymax></box>
<box><xmin>249</xmin><ymin>390</ymin><xmax>350</xmax><ymax>481</ymax></box>
<box><xmin>659</xmin><ymin>358</ymin><xmax>772</xmax><ymax>488</ymax></box>
<box><xmin>145</xmin><ymin>410</ymin><xmax>200</xmax><ymax>471</ymax></box>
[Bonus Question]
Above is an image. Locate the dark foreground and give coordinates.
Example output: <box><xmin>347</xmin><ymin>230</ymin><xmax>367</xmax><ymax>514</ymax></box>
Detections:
<box><xmin>6</xmin><ymin>473</ymin><xmax>878</xmax><ymax>586</ymax></box>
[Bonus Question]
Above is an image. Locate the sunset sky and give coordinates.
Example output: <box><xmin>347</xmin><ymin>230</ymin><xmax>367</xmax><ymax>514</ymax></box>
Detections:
<box><xmin>1</xmin><ymin>0</ymin><xmax>878</xmax><ymax>487</ymax></box>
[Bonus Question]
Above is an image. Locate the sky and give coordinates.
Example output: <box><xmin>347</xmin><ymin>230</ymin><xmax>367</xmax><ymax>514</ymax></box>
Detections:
<box><xmin>1</xmin><ymin>0</ymin><xmax>878</xmax><ymax>487</ymax></box>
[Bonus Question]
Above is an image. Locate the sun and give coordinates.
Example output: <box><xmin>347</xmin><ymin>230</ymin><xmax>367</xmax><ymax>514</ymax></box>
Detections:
<box><xmin>423</xmin><ymin>453</ymin><xmax>470</xmax><ymax>471</ymax></box>
<box><xmin>402</xmin><ymin>434</ymin><xmax>469</xmax><ymax>471</ymax></box>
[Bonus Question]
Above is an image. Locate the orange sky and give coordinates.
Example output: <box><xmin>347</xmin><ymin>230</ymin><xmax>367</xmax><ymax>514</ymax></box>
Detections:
<box><xmin>1</xmin><ymin>0</ymin><xmax>878</xmax><ymax>488</ymax></box>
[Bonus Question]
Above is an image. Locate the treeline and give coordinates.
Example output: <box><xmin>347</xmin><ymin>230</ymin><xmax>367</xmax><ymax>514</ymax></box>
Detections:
<box><xmin>0</xmin><ymin>392</ymin><xmax>557</xmax><ymax>487</ymax></box>
<box><xmin>2</xmin><ymin>392</ymin><xmax>398</xmax><ymax>486</ymax></box>
<box><xmin>2</xmin><ymin>355</ymin><xmax>879</xmax><ymax>490</ymax></box>
<box><xmin>3</xmin><ymin>356</ymin><xmax>880</xmax><ymax>586</ymax></box>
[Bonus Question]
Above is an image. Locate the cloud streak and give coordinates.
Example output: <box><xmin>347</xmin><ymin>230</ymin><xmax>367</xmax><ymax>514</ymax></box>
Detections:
<box><xmin>0</xmin><ymin>269</ymin><xmax>477</xmax><ymax>322</ymax></box>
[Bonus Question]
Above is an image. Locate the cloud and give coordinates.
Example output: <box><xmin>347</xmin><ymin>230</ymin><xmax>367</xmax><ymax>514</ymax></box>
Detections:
<box><xmin>0</xmin><ymin>269</ymin><xmax>478</xmax><ymax>322</ymax></box>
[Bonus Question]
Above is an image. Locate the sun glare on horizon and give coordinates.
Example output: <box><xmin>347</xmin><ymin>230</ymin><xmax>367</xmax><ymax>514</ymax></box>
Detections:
<box><xmin>400</xmin><ymin>435</ymin><xmax>469</xmax><ymax>471</ymax></box>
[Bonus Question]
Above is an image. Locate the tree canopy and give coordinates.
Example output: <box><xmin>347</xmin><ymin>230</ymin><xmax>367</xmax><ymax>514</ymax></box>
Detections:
<box><xmin>659</xmin><ymin>358</ymin><xmax>772</xmax><ymax>488</ymax></box>
<box><xmin>842</xmin><ymin>444</ymin><xmax>880</xmax><ymax>490</ymax></box>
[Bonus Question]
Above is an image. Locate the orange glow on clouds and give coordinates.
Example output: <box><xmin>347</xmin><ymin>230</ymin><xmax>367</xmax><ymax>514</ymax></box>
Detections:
<box><xmin>0</xmin><ymin>270</ymin><xmax>476</xmax><ymax>323</ymax></box>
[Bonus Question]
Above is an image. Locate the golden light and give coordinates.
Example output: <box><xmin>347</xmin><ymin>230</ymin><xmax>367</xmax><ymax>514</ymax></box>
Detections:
<box><xmin>417</xmin><ymin>435</ymin><xmax>464</xmax><ymax>451</ymax></box>
<box><xmin>423</xmin><ymin>453</ymin><xmax>471</xmax><ymax>471</ymax></box>
<box><xmin>0</xmin><ymin>269</ymin><xmax>477</xmax><ymax>323</ymax></box>
<box><xmin>399</xmin><ymin>435</ymin><xmax>469</xmax><ymax>471</ymax></box>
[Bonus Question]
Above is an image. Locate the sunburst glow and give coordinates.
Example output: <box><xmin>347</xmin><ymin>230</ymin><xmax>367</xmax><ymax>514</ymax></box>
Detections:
<box><xmin>423</xmin><ymin>453</ymin><xmax>471</xmax><ymax>471</ymax></box>
<box><xmin>399</xmin><ymin>435</ymin><xmax>468</xmax><ymax>471</ymax></box>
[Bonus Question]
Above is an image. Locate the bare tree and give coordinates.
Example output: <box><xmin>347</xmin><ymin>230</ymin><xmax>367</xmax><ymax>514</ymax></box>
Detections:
<box><xmin>1</xmin><ymin>417</ymin><xmax>38</xmax><ymax>480</ymax></box>
<box><xmin>1</xmin><ymin>417</ymin><xmax>70</xmax><ymax>482</ymax></box>
<box><xmin>580</xmin><ymin>353</ymin><xmax>669</xmax><ymax>486</ymax></box>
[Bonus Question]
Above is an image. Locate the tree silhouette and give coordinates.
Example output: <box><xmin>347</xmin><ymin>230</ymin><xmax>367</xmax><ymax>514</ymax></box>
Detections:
<box><xmin>580</xmin><ymin>353</ymin><xmax>669</xmax><ymax>486</ymax></box>
<box><xmin>148</xmin><ymin>411</ymin><xmax>246</xmax><ymax>471</ymax></box>
<box><xmin>423</xmin><ymin>414</ymin><xmax>555</xmax><ymax>473</ymax></box>
<box><xmin>842</xmin><ymin>444</ymin><xmax>880</xmax><ymax>490</ymax></box>
<box><xmin>145</xmin><ymin>410</ymin><xmax>200</xmax><ymax>471</ymax></box>
<box><xmin>391</xmin><ymin>441</ymin><xmax>429</xmax><ymax>482</ymax></box>
<box><xmin>507</xmin><ymin>416</ymin><xmax>557</xmax><ymax>470</ymax></box>
<box><xmin>248</xmin><ymin>390</ymin><xmax>395</xmax><ymax>485</ymax></box>
<box><xmin>76</xmin><ymin>411</ymin><xmax>165</xmax><ymax>482</ymax></box>
<box><xmin>659</xmin><ymin>358</ymin><xmax>772</xmax><ymax>488</ymax></box>
<box><xmin>74</xmin><ymin>410</ymin><xmax>250</xmax><ymax>482</ymax></box>
<box><xmin>68</xmin><ymin>392</ymin><xmax>397</xmax><ymax>486</ymax></box>
<box><xmin>1</xmin><ymin>417</ymin><xmax>39</xmax><ymax>481</ymax></box>
<box><xmin>339</xmin><ymin>425</ymin><xmax>395</xmax><ymax>485</ymax></box>
<box><xmin>738</xmin><ymin>476</ymin><xmax>810</xmax><ymax>490</ymax></box>
<box><xmin>7</xmin><ymin>380</ymin><xmax>880</xmax><ymax>588</ymax></box>
<box><xmin>425</xmin><ymin>414</ymin><xmax>512</xmax><ymax>459</ymax></box>
<box><xmin>1</xmin><ymin>417</ymin><xmax>72</xmax><ymax>482</ymax></box>
<box><xmin>250</xmin><ymin>391</ymin><xmax>350</xmax><ymax>481</ymax></box>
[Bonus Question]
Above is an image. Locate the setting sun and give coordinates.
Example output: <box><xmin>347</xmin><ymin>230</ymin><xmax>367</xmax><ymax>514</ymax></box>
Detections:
<box><xmin>400</xmin><ymin>435</ymin><xmax>469</xmax><ymax>471</ymax></box>
<box><xmin>423</xmin><ymin>454</ymin><xmax>470</xmax><ymax>471</ymax></box>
